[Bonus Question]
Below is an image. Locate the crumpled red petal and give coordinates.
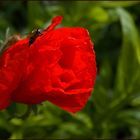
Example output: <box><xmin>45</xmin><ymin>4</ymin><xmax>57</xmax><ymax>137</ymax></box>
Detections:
<box><xmin>0</xmin><ymin>39</ymin><xmax>29</xmax><ymax>110</ymax></box>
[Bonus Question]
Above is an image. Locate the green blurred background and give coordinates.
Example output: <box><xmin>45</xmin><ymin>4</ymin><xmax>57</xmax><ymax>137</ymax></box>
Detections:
<box><xmin>0</xmin><ymin>1</ymin><xmax>140</xmax><ymax>139</ymax></box>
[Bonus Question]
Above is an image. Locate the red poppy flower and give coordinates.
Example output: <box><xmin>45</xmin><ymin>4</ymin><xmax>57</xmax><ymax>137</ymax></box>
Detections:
<box><xmin>0</xmin><ymin>16</ymin><xmax>96</xmax><ymax>113</ymax></box>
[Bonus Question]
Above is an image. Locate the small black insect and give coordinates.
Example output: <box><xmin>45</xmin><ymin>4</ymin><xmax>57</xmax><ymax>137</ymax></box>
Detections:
<box><xmin>28</xmin><ymin>28</ymin><xmax>42</xmax><ymax>46</ymax></box>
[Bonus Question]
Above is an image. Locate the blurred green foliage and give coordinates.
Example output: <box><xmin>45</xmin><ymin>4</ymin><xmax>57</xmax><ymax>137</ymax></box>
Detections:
<box><xmin>0</xmin><ymin>1</ymin><xmax>140</xmax><ymax>139</ymax></box>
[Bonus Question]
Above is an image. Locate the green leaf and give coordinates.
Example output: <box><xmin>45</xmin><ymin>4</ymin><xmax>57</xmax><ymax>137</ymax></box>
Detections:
<box><xmin>115</xmin><ymin>8</ymin><xmax>140</xmax><ymax>93</ymax></box>
<box><xmin>118</xmin><ymin>110</ymin><xmax>140</xmax><ymax>120</ymax></box>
